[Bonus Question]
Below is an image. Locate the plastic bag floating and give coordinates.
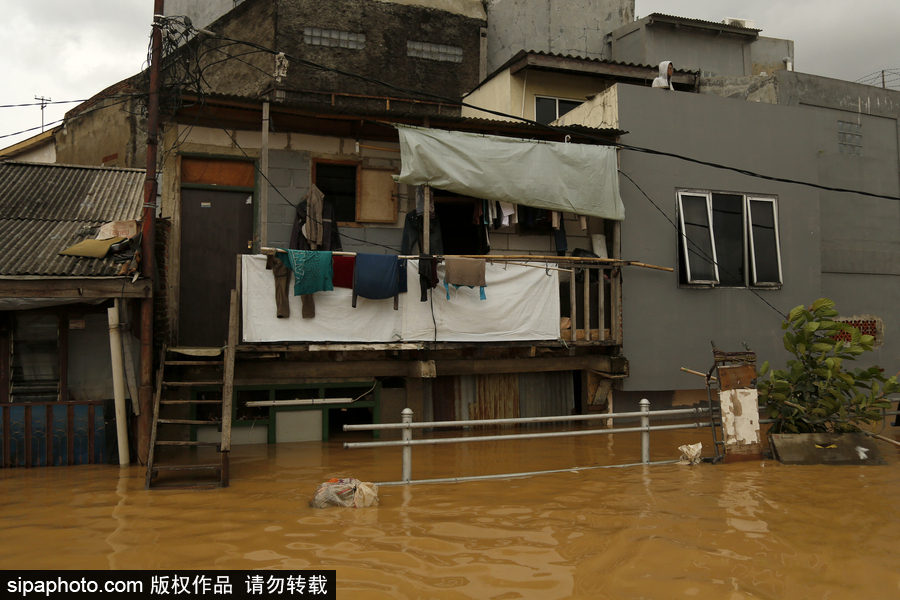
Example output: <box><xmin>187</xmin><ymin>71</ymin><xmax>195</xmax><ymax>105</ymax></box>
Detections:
<box><xmin>310</xmin><ymin>478</ymin><xmax>379</xmax><ymax>508</ymax></box>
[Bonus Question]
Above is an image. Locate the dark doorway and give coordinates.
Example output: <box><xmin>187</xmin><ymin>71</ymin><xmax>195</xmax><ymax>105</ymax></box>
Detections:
<box><xmin>179</xmin><ymin>189</ymin><xmax>253</xmax><ymax>347</ymax></box>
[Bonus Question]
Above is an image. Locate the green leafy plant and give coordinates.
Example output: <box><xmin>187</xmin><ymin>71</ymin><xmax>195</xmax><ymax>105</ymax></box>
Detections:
<box><xmin>757</xmin><ymin>298</ymin><xmax>898</xmax><ymax>433</ymax></box>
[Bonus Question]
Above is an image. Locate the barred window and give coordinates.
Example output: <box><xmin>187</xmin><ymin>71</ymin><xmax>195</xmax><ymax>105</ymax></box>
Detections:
<box><xmin>303</xmin><ymin>27</ymin><xmax>366</xmax><ymax>50</ymax></box>
<box><xmin>407</xmin><ymin>41</ymin><xmax>463</xmax><ymax>63</ymax></box>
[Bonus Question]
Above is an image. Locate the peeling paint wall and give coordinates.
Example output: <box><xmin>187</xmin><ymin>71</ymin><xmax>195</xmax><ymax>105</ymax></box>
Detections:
<box><xmin>485</xmin><ymin>0</ymin><xmax>635</xmax><ymax>74</ymax></box>
<box><xmin>555</xmin><ymin>86</ymin><xmax>619</xmax><ymax>130</ymax></box>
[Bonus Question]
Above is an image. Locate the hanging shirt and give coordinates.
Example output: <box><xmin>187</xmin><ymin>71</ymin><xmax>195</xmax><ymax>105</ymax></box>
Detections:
<box><xmin>278</xmin><ymin>250</ymin><xmax>334</xmax><ymax>296</ymax></box>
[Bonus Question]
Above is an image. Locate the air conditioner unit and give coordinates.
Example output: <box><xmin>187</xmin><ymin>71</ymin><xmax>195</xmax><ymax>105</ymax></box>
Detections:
<box><xmin>723</xmin><ymin>18</ymin><xmax>755</xmax><ymax>29</ymax></box>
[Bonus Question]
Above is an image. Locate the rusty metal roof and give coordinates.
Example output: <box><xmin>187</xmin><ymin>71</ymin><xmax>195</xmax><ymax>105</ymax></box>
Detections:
<box><xmin>0</xmin><ymin>161</ymin><xmax>144</xmax><ymax>277</ymax></box>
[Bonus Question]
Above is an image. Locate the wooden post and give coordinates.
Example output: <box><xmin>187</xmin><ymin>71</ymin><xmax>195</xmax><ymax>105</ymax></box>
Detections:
<box><xmin>598</xmin><ymin>267</ymin><xmax>606</xmax><ymax>341</ymax></box>
<box><xmin>423</xmin><ymin>186</ymin><xmax>431</xmax><ymax>254</ymax></box>
<box><xmin>46</xmin><ymin>405</ymin><xmax>53</xmax><ymax>466</ymax></box>
<box><xmin>583</xmin><ymin>267</ymin><xmax>591</xmax><ymax>341</ymax></box>
<box><xmin>24</xmin><ymin>405</ymin><xmax>32</xmax><ymax>468</ymax></box>
<box><xmin>611</xmin><ymin>221</ymin><xmax>622</xmax><ymax>344</ymax></box>
<box><xmin>58</xmin><ymin>312</ymin><xmax>68</xmax><ymax>402</ymax></box>
<box><xmin>569</xmin><ymin>269</ymin><xmax>577</xmax><ymax>342</ymax></box>
<box><xmin>259</xmin><ymin>101</ymin><xmax>270</xmax><ymax>251</ymax></box>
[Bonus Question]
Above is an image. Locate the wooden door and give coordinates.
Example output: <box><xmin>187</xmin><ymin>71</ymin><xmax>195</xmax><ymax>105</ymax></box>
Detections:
<box><xmin>179</xmin><ymin>189</ymin><xmax>253</xmax><ymax>347</ymax></box>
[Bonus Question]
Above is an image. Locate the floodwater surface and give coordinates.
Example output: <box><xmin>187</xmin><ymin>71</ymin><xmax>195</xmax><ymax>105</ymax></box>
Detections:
<box><xmin>1</xmin><ymin>425</ymin><xmax>899</xmax><ymax>599</ymax></box>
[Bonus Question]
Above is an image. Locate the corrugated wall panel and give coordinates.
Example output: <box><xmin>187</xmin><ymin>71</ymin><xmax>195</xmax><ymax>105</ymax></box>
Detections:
<box><xmin>518</xmin><ymin>371</ymin><xmax>575</xmax><ymax>418</ymax></box>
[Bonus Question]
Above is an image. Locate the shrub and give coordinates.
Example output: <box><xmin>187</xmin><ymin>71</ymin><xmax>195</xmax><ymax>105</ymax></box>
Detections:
<box><xmin>758</xmin><ymin>298</ymin><xmax>897</xmax><ymax>433</ymax></box>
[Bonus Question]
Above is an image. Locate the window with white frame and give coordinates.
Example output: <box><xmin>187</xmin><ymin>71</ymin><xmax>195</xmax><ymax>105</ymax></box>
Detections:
<box><xmin>534</xmin><ymin>96</ymin><xmax>582</xmax><ymax>125</ymax></box>
<box><xmin>677</xmin><ymin>190</ymin><xmax>783</xmax><ymax>287</ymax></box>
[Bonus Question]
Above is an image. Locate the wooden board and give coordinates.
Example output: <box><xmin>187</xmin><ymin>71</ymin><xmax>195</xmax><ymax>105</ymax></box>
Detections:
<box><xmin>718</xmin><ymin>364</ymin><xmax>757</xmax><ymax>391</ymax></box>
<box><xmin>770</xmin><ymin>433</ymin><xmax>886</xmax><ymax>465</ymax></box>
<box><xmin>181</xmin><ymin>157</ymin><xmax>255</xmax><ymax>188</ymax></box>
<box><xmin>357</xmin><ymin>166</ymin><xmax>398</xmax><ymax>223</ymax></box>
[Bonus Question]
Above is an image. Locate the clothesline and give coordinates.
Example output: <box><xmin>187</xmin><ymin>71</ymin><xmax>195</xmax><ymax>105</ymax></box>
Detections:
<box><xmin>259</xmin><ymin>248</ymin><xmax>673</xmax><ymax>272</ymax></box>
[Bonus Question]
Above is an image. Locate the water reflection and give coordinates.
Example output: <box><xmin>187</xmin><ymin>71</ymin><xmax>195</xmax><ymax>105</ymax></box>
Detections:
<box><xmin>0</xmin><ymin>428</ymin><xmax>898</xmax><ymax>599</ymax></box>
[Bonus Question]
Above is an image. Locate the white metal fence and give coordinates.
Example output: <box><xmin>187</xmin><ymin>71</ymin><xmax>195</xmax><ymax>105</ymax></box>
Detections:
<box><xmin>344</xmin><ymin>399</ymin><xmax>713</xmax><ymax>485</ymax></box>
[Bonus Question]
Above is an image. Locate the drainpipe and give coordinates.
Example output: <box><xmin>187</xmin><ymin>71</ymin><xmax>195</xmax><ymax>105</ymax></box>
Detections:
<box><xmin>138</xmin><ymin>0</ymin><xmax>164</xmax><ymax>464</ymax></box>
<box><xmin>108</xmin><ymin>301</ymin><xmax>130</xmax><ymax>466</ymax></box>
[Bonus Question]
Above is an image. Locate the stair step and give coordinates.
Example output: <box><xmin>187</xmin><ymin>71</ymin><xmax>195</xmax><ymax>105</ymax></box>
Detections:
<box><xmin>152</xmin><ymin>464</ymin><xmax>222</xmax><ymax>472</ymax></box>
<box><xmin>168</xmin><ymin>346</ymin><xmax>224</xmax><ymax>357</ymax></box>
<box><xmin>154</xmin><ymin>441</ymin><xmax>221</xmax><ymax>447</ymax></box>
<box><xmin>165</xmin><ymin>360</ymin><xmax>225</xmax><ymax>366</ymax></box>
<box><xmin>149</xmin><ymin>482</ymin><xmax>222</xmax><ymax>490</ymax></box>
<box><xmin>158</xmin><ymin>419</ymin><xmax>221</xmax><ymax>426</ymax></box>
<box><xmin>160</xmin><ymin>400</ymin><xmax>222</xmax><ymax>405</ymax></box>
<box><xmin>163</xmin><ymin>381</ymin><xmax>224</xmax><ymax>387</ymax></box>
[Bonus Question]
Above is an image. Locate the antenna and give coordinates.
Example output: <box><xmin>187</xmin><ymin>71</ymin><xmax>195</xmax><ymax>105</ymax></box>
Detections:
<box><xmin>34</xmin><ymin>96</ymin><xmax>51</xmax><ymax>132</ymax></box>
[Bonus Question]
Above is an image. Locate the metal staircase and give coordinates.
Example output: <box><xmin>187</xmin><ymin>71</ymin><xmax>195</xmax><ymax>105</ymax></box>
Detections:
<box><xmin>145</xmin><ymin>291</ymin><xmax>236</xmax><ymax>489</ymax></box>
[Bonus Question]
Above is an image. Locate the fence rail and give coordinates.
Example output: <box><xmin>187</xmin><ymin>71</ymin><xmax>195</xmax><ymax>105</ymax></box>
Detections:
<box><xmin>344</xmin><ymin>399</ymin><xmax>711</xmax><ymax>485</ymax></box>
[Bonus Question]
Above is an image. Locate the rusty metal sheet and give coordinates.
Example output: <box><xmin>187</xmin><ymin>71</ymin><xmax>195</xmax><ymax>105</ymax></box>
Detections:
<box><xmin>770</xmin><ymin>433</ymin><xmax>886</xmax><ymax>465</ymax></box>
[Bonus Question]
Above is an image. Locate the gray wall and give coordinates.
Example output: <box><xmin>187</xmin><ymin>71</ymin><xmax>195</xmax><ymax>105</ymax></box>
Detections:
<box><xmin>266</xmin><ymin>150</ymin><xmax>310</xmax><ymax>249</ymax></box>
<box><xmin>611</xmin><ymin>18</ymin><xmax>754</xmax><ymax>77</ymax></box>
<box><xmin>613</xmin><ymin>84</ymin><xmax>822</xmax><ymax>392</ymax></box>
<box><xmin>485</xmin><ymin>0</ymin><xmax>634</xmax><ymax>74</ymax></box>
<box><xmin>774</xmin><ymin>71</ymin><xmax>900</xmax><ymax>371</ymax></box>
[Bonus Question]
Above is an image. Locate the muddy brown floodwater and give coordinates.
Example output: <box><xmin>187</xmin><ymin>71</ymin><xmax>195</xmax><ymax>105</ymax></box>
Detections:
<box><xmin>1</xmin><ymin>424</ymin><xmax>899</xmax><ymax>599</ymax></box>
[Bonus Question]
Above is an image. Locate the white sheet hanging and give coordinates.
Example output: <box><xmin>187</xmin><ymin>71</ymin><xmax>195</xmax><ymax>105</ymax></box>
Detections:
<box><xmin>241</xmin><ymin>255</ymin><xmax>560</xmax><ymax>343</ymax></box>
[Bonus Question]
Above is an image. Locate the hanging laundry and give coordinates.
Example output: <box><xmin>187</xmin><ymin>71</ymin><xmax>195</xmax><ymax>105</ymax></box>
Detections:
<box><xmin>353</xmin><ymin>253</ymin><xmax>401</xmax><ymax>310</ymax></box>
<box><xmin>303</xmin><ymin>184</ymin><xmax>325</xmax><ymax>248</ymax></box>
<box><xmin>418</xmin><ymin>254</ymin><xmax>439</xmax><ymax>302</ymax></box>
<box><xmin>443</xmin><ymin>256</ymin><xmax>487</xmax><ymax>301</ymax></box>
<box><xmin>498</xmin><ymin>202</ymin><xmax>517</xmax><ymax>227</ymax></box>
<box><xmin>290</xmin><ymin>198</ymin><xmax>343</xmax><ymax>251</ymax></box>
<box><xmin>332</xmin><ymin>255</ymin><xmax>356</xmax><ymax>289</ymax></box>
<box><xmin>266</xmin><ymin>255</ymin><xmax>291</xmax><ymax>318</ymax></box>
<box><xmin>277</xmin><ymin>250</ymin><xmax>334</xmax><ymax>296</ymax></box>
<box><xmin>400</xmin><ymin>209</ymin><xmax>443</xmax><ymax>255</ymax></box>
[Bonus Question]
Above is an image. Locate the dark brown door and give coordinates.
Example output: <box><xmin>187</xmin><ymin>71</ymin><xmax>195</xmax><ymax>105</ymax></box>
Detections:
<box><xmin>179</xmin><ymin>189</ymin><xmax>253</xmax><ymax>347</ymax></box>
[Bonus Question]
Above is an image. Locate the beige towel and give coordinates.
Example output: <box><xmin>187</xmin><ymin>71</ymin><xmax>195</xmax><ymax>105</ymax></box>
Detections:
<box><xmin>444</xmin><ymin>257</ymin><xmax>486</xmax><ymax>287</ymax></box>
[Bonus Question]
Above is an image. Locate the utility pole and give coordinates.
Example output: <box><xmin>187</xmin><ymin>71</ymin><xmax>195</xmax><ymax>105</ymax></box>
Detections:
<box><xmin>34</xmin><ymin>96</ymin><xmax>51</xmax><ymax>131</ymax></box>
<box><xmin>138</xmin><ymin>0</ymin><xmax>164</xmax><ymax>464</ymax></box>
<box><xmin>882</xmin><ymin>70</ymin><xmax>886</xmax><ymax>89</ymax></box>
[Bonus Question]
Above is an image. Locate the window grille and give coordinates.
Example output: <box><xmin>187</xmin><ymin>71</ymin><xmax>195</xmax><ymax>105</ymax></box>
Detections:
<box><xmin>407</xmin><ymin>41</ymin><xmax>463</xmax><ymax>63</ymax></box>
<box><xmin>303</xmin><ymin>27</ymin><xmax>366</xmax><ymax>50</ymax></box>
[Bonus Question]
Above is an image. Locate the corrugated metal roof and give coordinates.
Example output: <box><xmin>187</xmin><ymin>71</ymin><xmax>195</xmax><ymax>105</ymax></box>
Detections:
<box><xmin>0</xmin><ymin>161</ymin><xmax>144</xmax><ymax>277</ymax></box>
<box><xmin>0</xmin><ymin>161</ymin><xmax>144</xmax><ymax>221</ymax></box>
<box><xmin>644</xmin><ymin>13</ymin><xmax>762</xmax><ymax>33</ymax></box>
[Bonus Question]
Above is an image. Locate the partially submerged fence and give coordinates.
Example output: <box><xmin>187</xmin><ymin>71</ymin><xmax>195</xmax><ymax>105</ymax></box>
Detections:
<box><xmin>344</xmin><ymin>399</ymin><xmax>712</xmax><ymax>485</ymax></box>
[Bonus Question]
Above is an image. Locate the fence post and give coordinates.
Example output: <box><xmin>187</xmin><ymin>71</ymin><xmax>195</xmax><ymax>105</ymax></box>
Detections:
<box><xmin>640</xmin><ymin>398</ymin><xmax>650</xmax><ymax>464</ymax></box>
<box><xmin>401</xmin><ymin>408</ymin><xmax>413</xmax><ymax>483</ymax></box>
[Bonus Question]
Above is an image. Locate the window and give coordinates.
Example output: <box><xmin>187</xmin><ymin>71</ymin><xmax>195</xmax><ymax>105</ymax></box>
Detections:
<box><xmin>303</xmin><ymin>27</ymin><xmax>366</xmax><ymax>50</ymax></box>
<box><xmin>312</xmin><ymin>161</ymin><xmax>398</xmax><ymax>225</ymax></box>
<box><xmin>534</xmin><ymin>96</ymin><xmax>582</xmax><ymax>125</ymax></box>
<box><xmin>838</xmin><ymin>120</ymin><xmax>862</xmax><ymax>156</ymax></box>
<box><xmin>407</xmin><ymin>41</ymin><xmax>463</xmax><ymax>63</ymax></box>
<box><xmin>10</xmin><ymin>313</ymin><xmax>59</xmax><ymax>402</ymax></box>
<box><xmin>677</xmin><ymin>190</ymin><xmax>782</xmax><ymax>287</ymax></box>
<box><xmin>314</xmin><ymin>162</ymin><xmax>358</xmax><ymax>223</ymax></box>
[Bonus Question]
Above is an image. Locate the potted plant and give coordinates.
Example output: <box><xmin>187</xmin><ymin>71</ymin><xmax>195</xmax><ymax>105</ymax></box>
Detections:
<box><xmin>757</xmin><ymin>298</ymin><xmax>897</xmax><ymax>434</ymax></box>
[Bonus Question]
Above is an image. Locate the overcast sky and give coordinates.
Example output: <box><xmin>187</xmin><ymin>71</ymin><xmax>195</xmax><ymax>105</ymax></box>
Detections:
<box><xmin>1</xmin><ymin>0</ymin><xmax>898</xmax><ymax>150</ymax></box>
